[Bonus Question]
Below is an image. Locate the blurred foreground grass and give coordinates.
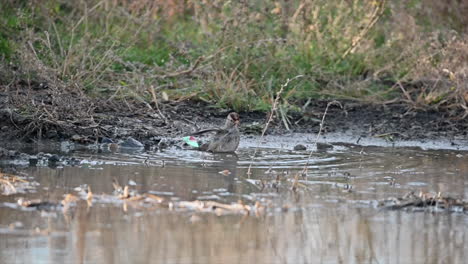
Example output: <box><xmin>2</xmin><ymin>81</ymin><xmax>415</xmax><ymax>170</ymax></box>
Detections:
<box><xmin>0</xmin><ymin>0</ymin><xmax>467</xmax><ymax>115</ymax></box>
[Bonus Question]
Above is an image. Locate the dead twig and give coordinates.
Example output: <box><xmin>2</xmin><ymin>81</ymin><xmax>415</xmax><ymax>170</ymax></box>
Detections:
<box><xmin>246</xmin><ymin>75</ymin><xmax>304</xmax><ymax>176</ymax></box>
<box><xmin>300</xmin><ymin>100</ymin><xmax>342</xmax><ymax>176</ymax></box>
<box><xmin>0</xmin><ymin>178</ymin><xmax>17</xmax><ymax>194</ymax></box>
<box><xmin>154</xmin><ymin>56</ymin><xmax>204</xmax><ymax>79</ymax></box>
<box><xmin>149</xmin><ymin>85</ymin><xmax>168</xmax><ymax>124</ymax></box>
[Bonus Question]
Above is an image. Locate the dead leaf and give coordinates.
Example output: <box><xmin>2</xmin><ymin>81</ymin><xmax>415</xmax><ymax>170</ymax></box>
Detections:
<box><xmin>162</xmin><ymin>91</ymin><xmax>169</xmax><ymax>101</ymax></box>
<box><xmin>62</xmin><ymin>194</ymin><xmax>79</xmax><ymax>205</ymax></box>
<box><xmin>271</xmin><ymin>3</ymin><xmax>281</xmax><ymax>14</ymax></box>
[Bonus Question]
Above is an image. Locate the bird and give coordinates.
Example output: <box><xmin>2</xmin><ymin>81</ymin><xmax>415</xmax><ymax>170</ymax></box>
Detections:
<box><xmin>191</xmin><ymin>112</ymin><xmax>240</xmax><ymax>153</ymax></box>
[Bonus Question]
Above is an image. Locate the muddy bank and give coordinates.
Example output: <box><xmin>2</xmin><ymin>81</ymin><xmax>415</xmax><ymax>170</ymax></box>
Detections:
<box><xmin>1</xmin><ymin>85</ymin><xmax>467</xmax><ymax>150</ymax></box>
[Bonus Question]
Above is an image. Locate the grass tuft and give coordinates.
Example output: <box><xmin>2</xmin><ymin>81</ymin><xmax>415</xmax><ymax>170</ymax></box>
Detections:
<box><xmin>0</xmin><ymin>0</ymin><xmax>467</xmax><ymax>116</ymax></box>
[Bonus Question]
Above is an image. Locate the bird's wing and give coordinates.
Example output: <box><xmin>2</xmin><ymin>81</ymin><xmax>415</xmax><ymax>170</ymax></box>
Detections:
<box><xmin>190</xmin><ymin>128</ymin><xmax>224</xmax><ymax>136</ymax></box>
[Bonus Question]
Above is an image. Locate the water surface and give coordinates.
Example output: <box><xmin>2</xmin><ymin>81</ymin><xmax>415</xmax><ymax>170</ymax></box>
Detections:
<box><xmin>1</xmin><ymin>137</ymin><xmax>467</xmax><ymax>263</ymax></box>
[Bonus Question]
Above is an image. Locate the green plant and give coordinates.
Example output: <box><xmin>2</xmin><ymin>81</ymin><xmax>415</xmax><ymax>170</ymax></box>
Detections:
<box><xmin>0</xmin><ymin>0</ymin><xmax>467</xmax><ymax>116</ymax></box>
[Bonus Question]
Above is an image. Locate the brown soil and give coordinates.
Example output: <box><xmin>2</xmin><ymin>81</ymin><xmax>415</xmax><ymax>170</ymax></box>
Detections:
<box><xmin>1</xmin><ymin>85</ymin><xmax>467</xmax><ymax>147</ymax></box>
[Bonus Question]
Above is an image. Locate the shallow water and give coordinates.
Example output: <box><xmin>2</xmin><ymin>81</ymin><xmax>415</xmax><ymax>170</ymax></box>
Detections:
<box><xmin>1</xmin><ymin>137</ymin><xmax>467</xmax><ymax>264</ymax></box>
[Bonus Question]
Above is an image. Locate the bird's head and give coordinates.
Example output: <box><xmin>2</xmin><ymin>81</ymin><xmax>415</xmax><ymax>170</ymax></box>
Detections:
<box><xmin>226</xmin><ymin>112</ymin><xmax>240</xmax><ymax>128</ymax></box>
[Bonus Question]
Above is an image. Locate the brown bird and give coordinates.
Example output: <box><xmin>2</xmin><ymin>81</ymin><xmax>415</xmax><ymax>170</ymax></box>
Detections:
<box><xmin>191</xmin><ymin>112</ymin><xmax>240</xmax><ymax>153</ymax></box>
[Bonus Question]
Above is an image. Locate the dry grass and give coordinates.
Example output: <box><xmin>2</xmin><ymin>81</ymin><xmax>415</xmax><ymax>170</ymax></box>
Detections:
<box><xmin>1</xmin><ymin>0</ymin><xmax>468</xmax><ymax>120</ymax></box>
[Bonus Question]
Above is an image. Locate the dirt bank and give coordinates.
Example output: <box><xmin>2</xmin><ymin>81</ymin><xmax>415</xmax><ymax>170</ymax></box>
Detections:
<box><xmin>0</xmin><ymin>85</ymin><xmax>467</xmax><ymax>148</ymax></box>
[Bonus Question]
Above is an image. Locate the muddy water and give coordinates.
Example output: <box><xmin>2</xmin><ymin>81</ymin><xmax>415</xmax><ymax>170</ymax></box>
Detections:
<box><xmin>1</xmin><ymin>137</ymin><xmax>467</xmax><ymax>264</ymax></box>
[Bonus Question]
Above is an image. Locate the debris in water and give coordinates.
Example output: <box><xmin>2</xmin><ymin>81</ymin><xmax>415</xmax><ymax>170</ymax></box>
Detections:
<box><xmin>189</xmin><ymin>214</ymin><xmax>202</xmax><ymax>223</ymax></box>
<box><xmin>218</xmin><ymin>170</ymin><xmax>231</xmax><ymax>175</ymax></box>
<box><xmin>0</xmin><ymin>177</ymin><xmax>16</xmax><ymax>195</ymax></box>
<box><xmin>0</xmin><ymin>172</ymin><xmax>35</xmax><ymax>195</ymax></box>
<box><xmin>61</xmin><ymin>194</ymin><xmax>79</xmax><ymax>212</ymax></box>
<box><xmin>128</xmin><ymin>180</ymin><xmax>137</xmax><ymax>186</ymax></box>
<box><xmin>172</xmin><ymin>200</ymin><xmax>254</xmax><ymax>216</ymax></box>
<box><xmin>9</xmin><ymin>177</ymin><xmax>267</xmax><ymax>217</ymax></box>
<box><xmin>112</xmin><ymin>177</ymin><xmax>126</xmax><ymax>196</ymax></box>
<box><xmin>119</xmin><ymin>137</ymin><xmax>144</xmax><ymax>148</ymax></box>
<box><xmin>144</xmin><ymin>193</ymin><xmax>165</xmax><ymax>203</ymax></box>
<box><xmin>87</xmin><ymin>186</ymin><xmax>93</xmax><ymax>207</ymax></box>
<box><xmin>316</xmin><ymin>142</ymin><xmax>333</xmax><ymax>150</ymax></box>
<box><xmin>119</xmin><ymin>186</ymin><xmax>131</xmax><ymax>199</ymax></box>
<box><xmin>183</xmin><ymin>136</ymin><xmax>200</xmax><ymax>148</ymax></box>
<box><xmin>17</xmin><ymin>198</ymin><xmax>61</xmax><ymax>211</ymax></box>
<box><xmin>16</xmin><ymin>193</ymin><xmax>79</xmax><ymax>212</ymax></box>
<box><xmin>293</xmin><ymin>144</ymin><xmax>307</xmax><ymax>151</ymax></box>
<box><xmin>378</xmin><ymin>191</ymin><xmax>467</xmax><ymax>213</ymax></box>
<box><xmin>9</xmin><ymin>221</ymin><xmax>24</xmax><ymax>230</ymax></box>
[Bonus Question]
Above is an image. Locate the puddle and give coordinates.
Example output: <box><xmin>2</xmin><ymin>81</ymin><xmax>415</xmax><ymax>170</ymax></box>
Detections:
<box><xmin>1</xmin><ymin>136</ymin><xmax>467</xmax><ymax>263</ymax></box>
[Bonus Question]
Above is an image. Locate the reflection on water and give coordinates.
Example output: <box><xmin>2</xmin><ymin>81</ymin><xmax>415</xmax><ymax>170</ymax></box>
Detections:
<box><xmin>0</xmin><ymin>142</ymin><xmax>467</xmax><ymax>264</ymax></box>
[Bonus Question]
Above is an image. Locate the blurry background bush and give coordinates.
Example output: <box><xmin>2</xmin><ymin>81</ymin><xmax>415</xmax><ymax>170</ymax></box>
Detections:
<box><xmin>0</xmin><ymin>0</ymin><xmax>467</xmax><ymax>115</ymax></box>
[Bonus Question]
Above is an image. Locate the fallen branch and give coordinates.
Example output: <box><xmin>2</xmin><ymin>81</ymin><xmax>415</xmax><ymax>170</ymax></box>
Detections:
<box><xmin>155</xmin><ymin>56</ymin><xmax>204</xmax><ymax>79</ymax></box>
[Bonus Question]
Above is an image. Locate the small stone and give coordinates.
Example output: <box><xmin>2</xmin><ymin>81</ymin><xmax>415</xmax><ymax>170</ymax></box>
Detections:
<box><xmin>38</xmin><ymin>82</ymin><xmax>48</xmax><ymax>89</ymax></box>
<box><xmin>40</xmin><ymin>153</ymin><xmax>51</xmax><ymax>159</ymax></box>
<box><xmin>46</xmin><ymin>129</ymin><xmax>58</xmax><ymax>139</ymax></box>
<box><xmin>119</xmin><ymin>137</ymin><xmax>144</xmax><ymax>148</ymax></box>
<box><xmin>18</xmin><ymin>153</ymin><xmax>31</xmax><ymax>161</ymax></box>
<box><xmin>147</xmin><ymin>130</ymin><xmax>159</xmax><ymax>137</ymax></box>
<box><xmin>0</xmin><ymin>147</ymin><xmax>9</xmax><ymax>158</ymax></box>
<box><xmin>48</xmin><ymin>154</ymin><xmax>60</xmax><ymax>163</ymax></box>
<box><xmin>101</xmin><ymin>137</ymin><xmax>114</xmax><ymax>144</ymax></box>
<box><xmin>157</xmin><ymin>139</ymin><xmax>169</xmax><ymax>150</ymax></box>
<box><xmin>29</xmin><ymin>156</ymin><xmax>39</xmax><ymax>166</ymax></box>
<box><xmin>71</xmin><ymin>135</ymin><xmax>82</xmax><ymax>141</ymax></box>
<box><xmin>316</xmin><ymin>142</ymin><xmax>333</xmax><ymax>150</ymax></box>
<box><xmin>293</xmin><ymin>144</ymin><xmax>307</xmax><ymax>151</ymax></box>
<box><xmin>109</xmin><ymin>143</ymin><xmax>119</xmax><ymax>152</ymax></box>
<box><xmin>128</xmin><ymin>180</ymin><xmax>137</xmax><ymax>186</ymax></box>
<box><xmin>7</xmin><ymin>150</ymin><xmax>18</xmax><ymax>157</ymax></box>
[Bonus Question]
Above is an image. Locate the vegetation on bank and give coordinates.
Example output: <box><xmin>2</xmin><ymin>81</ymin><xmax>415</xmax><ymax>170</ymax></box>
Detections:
<box><xmin>0</xmin><ymin>0</ymin><xmax>467</xmax><ymax>116</ymax></box>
